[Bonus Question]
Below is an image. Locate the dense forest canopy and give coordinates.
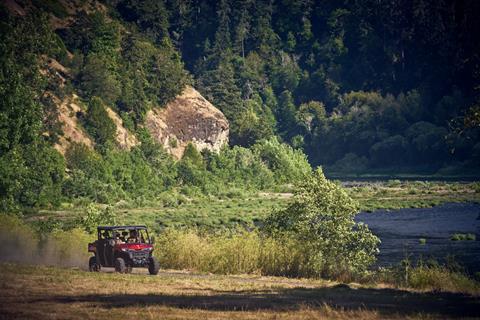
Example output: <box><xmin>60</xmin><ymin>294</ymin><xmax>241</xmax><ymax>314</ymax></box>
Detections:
<box><xmin>139</xmin><ymin>0</ymin><xmax>479</xmax><ymax>172</ymax></box>
<box><xmin>0</xmin><ymin>0</ymin><xmax>479</xmax><ymax>211</ymax></box>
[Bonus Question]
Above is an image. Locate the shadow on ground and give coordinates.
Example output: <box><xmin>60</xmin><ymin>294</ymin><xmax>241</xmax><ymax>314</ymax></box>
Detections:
<box><xmin>34</xmin><ymin>284</ymin><xmax>480</xmax><ymax>318</ymax></box>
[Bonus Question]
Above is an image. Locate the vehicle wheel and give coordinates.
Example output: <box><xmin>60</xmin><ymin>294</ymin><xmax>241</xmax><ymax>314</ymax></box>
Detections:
<box><xmin>89</xmin><ymin>256</ymin><xmax>101</xmax><ymax>272</ymax></box>
<box><xmin>148</xmin><ymin>257</ymin><xmax>160</xmax><ymax>275</ymax></box>
<box><xmin>114</xmin><ymin>257</ymin><xmax>127</xmax><ymax>273</ymax></box>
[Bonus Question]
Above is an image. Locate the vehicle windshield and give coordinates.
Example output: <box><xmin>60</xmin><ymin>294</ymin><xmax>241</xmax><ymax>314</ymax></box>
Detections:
<box><xmin>101</xmin><ymin>228</ymin><xmax>150</xmax><ymax>244</ymax></box>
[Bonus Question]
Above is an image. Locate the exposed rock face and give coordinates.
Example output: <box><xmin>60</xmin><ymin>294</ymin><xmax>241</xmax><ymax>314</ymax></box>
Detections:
<box><xmin>145</xmin><ymin>86</ymin><xmax>229</xmax><ymax>159</ymax></box>
<box><xmin>54</xmin><ymin>95</ymin><xmax>94</xmax><ymax>155</ymax></box>
<box><xmin>105</xmin><ymin>107</ymin><xmax>138</xmax><ymax>150</ymax></box>
<box><xmin>43</xmin><ymin>57</ymin><xmax>227</xmax><ymax>158</ymax></box>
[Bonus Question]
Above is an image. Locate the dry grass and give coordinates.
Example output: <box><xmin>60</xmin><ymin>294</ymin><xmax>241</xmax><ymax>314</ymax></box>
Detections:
<box><xmin>1</xmin><ymin>263</ymin><xmax>479</xmax><ymax>320</ymax></box>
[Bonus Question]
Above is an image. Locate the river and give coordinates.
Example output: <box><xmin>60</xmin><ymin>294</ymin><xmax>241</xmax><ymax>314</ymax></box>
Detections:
<box><xmin>356</xmin><ymin>202</ymin><xmax>480</xmax><ymax>273</ymax></box>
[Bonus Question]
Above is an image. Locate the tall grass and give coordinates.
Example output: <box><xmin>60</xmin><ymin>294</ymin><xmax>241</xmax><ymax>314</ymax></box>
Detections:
<box><xmin>375</xmin><ymin>259</ymin><xmax>480</xmax><ymax>295</ymax></box>
<box><xmin>156</xmin><ymin>230</ymin><xmax>261</xmax><ymax>274</ymax></box>
<box><xmin>156</xmin><ymin>229</ymin><xmax>330</xmax><ymax>278</ymax></box>
<box><xmin>407</xmin><ymin>265</ymin><xmax>479</xmax><ymax>293</ymax></box>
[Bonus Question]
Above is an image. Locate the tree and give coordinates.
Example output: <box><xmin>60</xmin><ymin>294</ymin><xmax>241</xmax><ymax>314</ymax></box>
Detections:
<box><xmin>0</xmin><ymin>11</ymin><xmax>65</xmax><ymax>211</ymax></box>
<box><xmin>264</xmin><ymin>168</ymin><xmax>379</xmax><ymax>278</ymax></box>
<box><xmin>78</xmin><ymin>54</ymin><xmax>121</xmax><ymax>105</ymax></box>
<box><xmin>252</xmin><ymin>137</ymin><xmax>311</xmax><ymax>183</ymax></box>
<box><xmin>117</xmin><ymin>0</ymin><xmax>170</xmax><ymax>43</ymax></box>
<box><xmin>276</xmin><ymin>90</ymin><xmax>297</xmax><ymax>140</ymax></box>
<box><xmin>84</xmin><ymin>97</ymin><xmax>116</xmax><ymax>147</ymax></box>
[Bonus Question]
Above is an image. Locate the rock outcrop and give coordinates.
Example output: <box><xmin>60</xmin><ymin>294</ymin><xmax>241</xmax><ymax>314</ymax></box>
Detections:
<box><xmin>145</xmin><ymin>86</ymin><xmax>229</xmax><ymax>159</ymax></box>
<box><xmin>54</xmin><ymin>95</ymin><xmax>94</xmax><ymax>155</ymax></box>
<box><xmin>105</xmin><ymin>107</ymin><xmax>138</xmax><ymax>150</ymax></box>
<box><xmin>43</xmin><ymin>58</ymin><xmax>228</xmax><ymax>158</ymax></box>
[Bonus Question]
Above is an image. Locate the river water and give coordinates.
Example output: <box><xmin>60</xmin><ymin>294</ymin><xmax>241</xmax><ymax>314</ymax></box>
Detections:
<box><xmin>356</xmin><ymin>203</ymin><xmax>480</xmax><ymax>273</ymax></box>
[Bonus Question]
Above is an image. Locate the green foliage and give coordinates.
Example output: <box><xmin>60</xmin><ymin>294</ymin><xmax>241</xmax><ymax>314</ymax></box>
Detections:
<box><xmin>450</xmin><ymin>233</ymin><xmax>476</xmax><ymax>241</ymax></box>
<box><xmin>253</xmin><ymin>137</ymin><xmax>311</xmax><ymax>183</ymax></box>
<box><xmin>162</xmin><ymin>0</ymin><xmax>480</xmax><ymax>172</ymax></box>
<box><xmin>84</xmin><ymin>97</ymin><xmax>116</xmax><ymax>146</ymax></box>
<box><xmin>0</xmin><ymin>143</ymin><xmax>65</xmax><ymax>211</ymax></box>
<box><xmin>76</xmin><ymin>204</ymin><xmax>116</xmax><ymax>233</ymax></box>
<box><xmin>0</xmin><ymin>11</ymin><xmax>68</xmax><ymax>211</ymax></box>
<box><xmin>117</xmin><ymin>0</ymin><xmax>170</xmax><ymax>43</ymax></box>
<box><xmin>377</xmin><ymin>258</ymin><xmax>480</xmax><ymax>294</ymax></box>
<box><xmin>0</xmin><ymin>11</ymin><xmax>58</xmax><ymax>152</ymax></box>
<box><xmin>78</xmin><ymin>54</ymin><xmax>121</xmax><ymax>105</ymax></box>
<box><xmin>264</xmin><ymin>168</ymin><xmax>379</xmax><ymax>278</ymax></box>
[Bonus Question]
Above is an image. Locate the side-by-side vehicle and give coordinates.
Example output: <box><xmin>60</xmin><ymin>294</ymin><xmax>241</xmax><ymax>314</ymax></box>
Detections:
<box><xmin>88</xmin><ymin>225</ymin><xmax>160</xmax><ymax>275</ymax></box>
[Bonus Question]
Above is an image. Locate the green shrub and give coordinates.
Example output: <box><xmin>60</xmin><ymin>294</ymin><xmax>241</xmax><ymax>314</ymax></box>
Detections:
<box><xmin>84</xmin><ymin>97</ymin><xmax>116</xmax><ymax>146</ymax></box>
<box><xmin>75</xmin><ymin>203</ymin><xmax>116</xmax><ymax>233</ymax></box>
<box><xmin>263</xmin><ymin>168</ymin><xmax>379</xmax><ymax>279</ymax></box>
<box><xmin>407</xmin><ymin>265</ymin><xmax>479</xmax><ymax>294</ymax></box>
<box><xmin>253</xmin><ymin>137</ymin><xmax>311</xmax><ymax>183</ymax></box>
<box><xmin>451</xmin><ymin>233</ymin><xmax>476</xmax><ymax>241</ymax></box>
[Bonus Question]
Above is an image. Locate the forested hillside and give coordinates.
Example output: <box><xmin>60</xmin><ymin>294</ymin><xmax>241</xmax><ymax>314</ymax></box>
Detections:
<box><xmin>149</xmin><ymin>0</ymin><xmax>480</xmax><ymax>174</ymax></box>
<box><xmin>1</xmin><ymin>0</ymin><xmax>479</xmax><ymax>211</ymax></box>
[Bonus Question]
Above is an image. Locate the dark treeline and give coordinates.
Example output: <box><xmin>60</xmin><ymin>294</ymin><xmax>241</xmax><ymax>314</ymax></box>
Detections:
<box><xmin>112</xmin><ymin>0</ymin><xmax>480</xmax><ymax>173</ymax></box>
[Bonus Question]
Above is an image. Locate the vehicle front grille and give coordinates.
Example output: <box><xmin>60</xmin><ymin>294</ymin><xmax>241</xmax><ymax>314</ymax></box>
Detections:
<box><xmin>130</xmin><ymin>250</ymin><xmax>149</xmax><ymax>266</ymax></box>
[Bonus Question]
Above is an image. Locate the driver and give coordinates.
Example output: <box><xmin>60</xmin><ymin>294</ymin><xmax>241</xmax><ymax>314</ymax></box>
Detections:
<box><xmin>127</xmin><ymin>230</ymin><xmax>138</xmax><ymax>243</ymax></box>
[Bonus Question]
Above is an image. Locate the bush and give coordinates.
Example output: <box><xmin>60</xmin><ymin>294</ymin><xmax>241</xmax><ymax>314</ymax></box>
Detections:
<box><xmin>407</xmin><ymin>265</ymin><xmax>478</xmax><ymax>293</ymax></box>
<box><xmin>84</xmin><ymin>96</ymin><xmax>116</xmax><ymax>146</ymax></box>
<box><xmin>253</xmin><ymin>137</ymin><xmax>311</xmax><ymax>183</ymax></box>
<box><xmin>259</xmin><ymin>235</ymin><xmax>310</xmax><ymax>277</ymax></box>
<box><xmin>263</xmin><ymin>168</ymin><xmax>379</xmax><ymax>279</ymax></box>
<box><xmin>0</xmin><ymin>143</ymin><xmax>65</xmax><ymax>211</ymax></box>
<box><xmin>75</xmin><ymin>203</ymin><xmax>116</xmax><ymax>233</ymax></box>
<box><xmin>202</xmin><ymin>231</ymin><xmax>261</xmax><ymax>274</ymax></box>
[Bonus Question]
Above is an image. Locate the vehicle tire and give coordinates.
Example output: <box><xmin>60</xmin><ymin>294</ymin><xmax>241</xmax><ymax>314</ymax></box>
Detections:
<box><xmin>89</xmin><ymin>256</ymin><xmax>101</xmax><ymax>272</ymax></box>
<box><xmin>148</xmin><ymin>257</ymin><xmax>160</xmax><ymax>275</ymax></box>
<box><xmin>114</xmin><ymin>257</ymin><xmax>127</xmax><ymax>273</ymax></box>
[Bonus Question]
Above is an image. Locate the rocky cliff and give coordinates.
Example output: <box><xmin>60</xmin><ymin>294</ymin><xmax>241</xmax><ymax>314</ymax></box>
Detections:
<box><xmin>145</xmin><ymin>86</ymin><xmax>229</xmax><ymax>159</ymax></box>
<box><xmin>53</xmin><ymin>85</ymin><xmax>229</xmax><ymax>158</ymax></box>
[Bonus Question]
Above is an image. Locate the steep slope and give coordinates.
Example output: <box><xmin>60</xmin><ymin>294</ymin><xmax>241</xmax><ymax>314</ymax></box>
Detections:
<box><xmin>45</xmin><ymin>59</ymin><xmax>228</xmax><ymax>157</ymax></box>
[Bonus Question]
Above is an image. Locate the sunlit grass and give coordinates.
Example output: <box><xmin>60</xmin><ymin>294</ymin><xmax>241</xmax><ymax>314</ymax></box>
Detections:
<box><xmin>30</xmin><ymin>181</ymin><xmax>480</xmax><ymax>231</ymax></box>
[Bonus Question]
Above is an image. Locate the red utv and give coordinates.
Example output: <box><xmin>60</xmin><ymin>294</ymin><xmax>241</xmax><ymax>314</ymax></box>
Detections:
<box><xmin>88</xmin><ymin>225</ymin><xmax>160</xmax><ymax>275</ymax></box>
